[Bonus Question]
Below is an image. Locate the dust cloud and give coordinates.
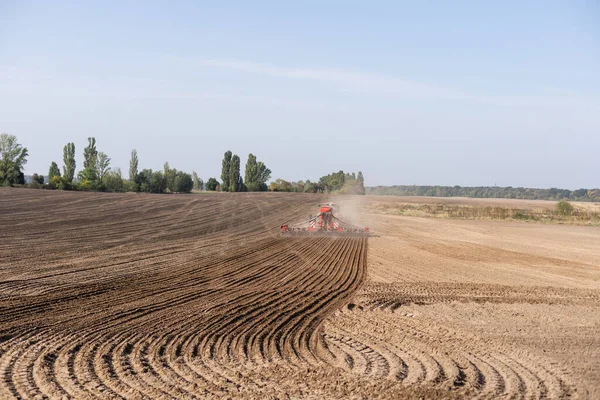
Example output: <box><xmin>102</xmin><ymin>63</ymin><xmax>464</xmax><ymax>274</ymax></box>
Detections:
<box><xmin>332</xmin><ymin>195</ymin><xmax>367</xmax><ymax>227</ymax></box>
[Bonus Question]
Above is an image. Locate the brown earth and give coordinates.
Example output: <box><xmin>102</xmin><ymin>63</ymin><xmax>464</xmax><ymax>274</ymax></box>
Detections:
<box><xmin>1</xmin><ymin>188</ymin><xmax>599</xmax><ymax>399</ymax></box>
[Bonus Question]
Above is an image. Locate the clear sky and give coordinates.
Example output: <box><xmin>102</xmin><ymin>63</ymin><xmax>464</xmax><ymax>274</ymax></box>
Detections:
<box><xmin>1</xmin><ymin>1</ymin><xmax>599</xmax><ymax>189</ymax></box>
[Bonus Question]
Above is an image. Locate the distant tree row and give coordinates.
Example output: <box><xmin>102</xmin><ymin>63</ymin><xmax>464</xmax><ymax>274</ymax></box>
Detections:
<box><xmin>6</xmin><ymin>133</ymin><xmax>598</xmax><ymax>201</ymax></box>
<box><xmin>2</xmin><ymin>134</ymin><xmax>367</xmax><ymax>195</ymax></box>
<box><xmin>45</xmin><ymin>139</ymin><xmax>197</xmax><ymax>193</ymax></box>
<box><xmin>133</xmin><ymin>162</ymin><xmax>194</xmax><ymax>194</ymax></box>
<box><xmin>4</xmin><ymin>134</ymin><xmax>366</xmax><ymax>195</ymax></box>
<box><xmin>366</xmin><ymin>185</ymin><xmax>600</xmax><ymax>202</ymax></box>
<box><xmin>1</xmin><ymin>135</ymin><xmax>277</xmax><ymax>195</ymax></box>
<box><xmin>0</xmin><ymin>136</ymin><xmax>191</xmax><ymax>193</ymax></box>
<box><xmin>267</xmin><ymin>170</ymin><xmax>365</xmax><ymax>194</ymax></box>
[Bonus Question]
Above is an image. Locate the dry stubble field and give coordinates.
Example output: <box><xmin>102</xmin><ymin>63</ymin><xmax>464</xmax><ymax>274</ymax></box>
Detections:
<box><xmin>1</xmin><ymin>188</ymin><xmax>599</xmax><ymax>399</ymax></box>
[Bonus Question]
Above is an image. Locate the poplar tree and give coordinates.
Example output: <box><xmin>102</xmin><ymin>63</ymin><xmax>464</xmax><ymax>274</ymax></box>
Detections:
<box><xmin>97</xmin><ymin>152</ymin><xmax>111</xmax><ymax>184</ymax></box>
<box><xmin>244</xmin><ymin>153</ymin><xmax>258</xmax><ymax>191</ymax></box>
<box><xmin>229</xmin><ymin>154</ymin><xmax>243</xmax><ymax>192</ymax></box>
<box><xmin>62</xmin><ymin>142</ymin><xmax>76</xmax><ymax>184</ymax></box>
<box><xmin>221</xmin><ymin>150</ymin><xmax>232</xmax><ymax>192</ymax></box>
<box><xmin>129</xmin><ymin>149</ymin><xmax>138</xmax><ymax>182</ymax></box>
<box><xmin>79</xmin><ymin>137</ymin><xmax>98</xmax><ymax>181</ymax></box>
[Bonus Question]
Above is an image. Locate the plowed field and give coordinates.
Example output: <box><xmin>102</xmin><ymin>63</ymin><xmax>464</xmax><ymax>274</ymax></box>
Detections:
<box><xmin>1</xmin><ymin>189</ymin><xmax>599</xmax><ymax>399</ymax></box>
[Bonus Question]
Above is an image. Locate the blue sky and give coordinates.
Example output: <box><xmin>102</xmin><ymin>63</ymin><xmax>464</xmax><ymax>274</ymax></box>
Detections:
<box><xmin>1</xmin><ymin>1</ymin><xmax>599</xmax><ymax>189</ymax></box>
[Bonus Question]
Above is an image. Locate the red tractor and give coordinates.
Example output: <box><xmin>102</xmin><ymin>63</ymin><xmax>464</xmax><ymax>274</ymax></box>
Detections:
<box><xmin>281</xmin><ymin>202</ymin><xmax>370</xmax><ymax>236</ymax></box>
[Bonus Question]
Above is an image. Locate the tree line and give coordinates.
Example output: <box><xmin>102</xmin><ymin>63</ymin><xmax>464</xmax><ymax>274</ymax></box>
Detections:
<box><xmin>46</xmin><ymin>138</ymin><xmax>197</xmax><ymax>193</ymax></box>
<box><xmin>1</xmin><ymin>133</ymin><xmax>366</xmax><ymax>195</ymax></box>
<box><xmin>209</xmin><ymin>152</ymin><xmax>365</xmax><ymax>194</ymax></box>
<box><xmin>367</xmin><ymin>185</ymin><xmax>600</xmax><ymax>202</ymax></box>
<box><xmin>267</xmin><ymin>171</ymin><xmax>365</xmax><ymax>194</ymax></box>
<box><xmin>0</xmin><ymin>134</ymin><xmax>273</xmax><ymax>194</ymax></box>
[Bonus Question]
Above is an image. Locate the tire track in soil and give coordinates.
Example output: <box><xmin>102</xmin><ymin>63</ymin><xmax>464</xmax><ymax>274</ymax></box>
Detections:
<box><xmin>322</xmin><ymin>283</ymin><xmax>582</xmax><ymax>399</ymax></box>
<box><xmin>1</xmin><ymin>189</ymin><xmax>393</xmax><ymax>399</ymax></box>
<box><xmin>4</xmin><ymin>188</ymin><xmax>586</xmax><ymax>399</ymax></box>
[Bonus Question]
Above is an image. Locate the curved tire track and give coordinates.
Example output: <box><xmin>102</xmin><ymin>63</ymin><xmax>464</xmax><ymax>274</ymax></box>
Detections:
<box><xmin>0</xmin><ymin>189</ymin><xmax>372</xmax><ymax>399</ymax></box>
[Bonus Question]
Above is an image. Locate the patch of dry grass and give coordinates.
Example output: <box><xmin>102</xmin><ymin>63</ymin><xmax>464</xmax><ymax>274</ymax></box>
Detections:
<box><xmin>367</xmin><ymin>202</ymin><xmax>600</xmax><ymax>225</ymax></box>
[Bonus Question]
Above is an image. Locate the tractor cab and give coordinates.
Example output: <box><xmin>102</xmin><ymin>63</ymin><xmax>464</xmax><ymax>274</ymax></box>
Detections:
<box><xmin>318</xmin><ymin>203</ymin><xmax>339</xmax><ymax>229</ymax></box>
<box><xmin>319</xmin><ymin>202</ymin><xmax>339</xmax><ymax>214</ymax></box>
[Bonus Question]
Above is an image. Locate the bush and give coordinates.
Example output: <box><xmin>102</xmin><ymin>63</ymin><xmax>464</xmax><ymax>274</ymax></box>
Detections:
<box><xmin>104</xmin><ymin>171</ymin><xmax>124</xmax><ymax>192</ymax></box>
<box><xmin>58</xmin><ymin>177</ymin><xmax>73</xmax><ymax>190</ymax></box>
<box><xmin>48</xmin><ymin>175</ymin><xmax>61</xmax><ymax>189</ymax></box>
<box><xmin>150</xmin><ymin>171</ymin><xmax>166</xmax><ymax>193</ymax></box>
<box><xmin>205</xmin><ymin>177</ymin><xmax>219</xmax><ymax>191</ymax></box>
<box><xmin>124</xmin><ymin>180</ymin><xmax>138</xmax><ymax>192</ymax></box>
<box><xmin>28</xmin><ymin>180</ymin><xmax>43</xmax><ymax>189</ymax></box>
<box><xmin>77</xmin><ymin>179</ymin><xmax>98</xmax><ymax>191</ymax></box>
<box><xmin>556</xmin><ymin>200</ymin><xmax>574</xmax><ymax>216</ymax></box>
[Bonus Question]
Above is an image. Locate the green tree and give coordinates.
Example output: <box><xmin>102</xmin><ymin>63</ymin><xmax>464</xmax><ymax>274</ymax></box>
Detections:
<box><xmin>229</xmin><ymin>154</ymin><xmax>243</xmax><ymax>192</ymax></box>
<box><xmin>244</xmin><ymin>153</ymin><xmax>258</xmax><ymax>191</ymax></box>
<box><xmin>78</xmin><ymin>137</ymin><xmax>98</xmax><ymax>182</ymax></box>
<box><xmin>48</xmin><ymin>162</ymin><xmax>61</xmax><ymax>180</ymax></box>
<box><xmin>244</xmin><ymin>153</ymin><xmax>271</xmax><ymax>191</ymax></box>
<box><xmin>174</xmin><ymin>172</ymin><xmax>193</xmax><ymax>193</ymax></box>
<box><xmin>0</xmin><ymin>133</ymin><xmax>28</xmax><ymax>186</ymax></box>
<box><xmin>151</xmin><ymin>170</ymin><xmax>166</xmax><ymax>193</ymax></box>
<box><xmin>62</xmin><ymin>142</ymin><xmax>76</xmax><ymax>184</ymax></box>
<box><xmin>96</xmin><ymin>152</ymin><xmax>111</xmax><ymax>184</ymax></box>
<box><xmin>137</xmin><ymin>169</ymin><xmax>153</xmax><ymax>192</ymax></box>
<box><xmin>205</xmin><ymin>177</ymin><xmax>219</xmax><ymax>191</ymax></box>
<box><xmin>129</xmin><ymin>149</ymin><xmax>138</xmax><ymax>182</ymax></box>
<box><xmin>221</xmin><ymin>150</ymin><xmax>232</xmax><ymax>192</ymax></box>
<box><xmin>319</xmin><ymin>170</ymin><xmax>346</xmax><ymax>192</ymax></box>
<box><xmin>256</xmin><ymin>162</ymin><xmax>270</xmax><ymax>191</ymax></box>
